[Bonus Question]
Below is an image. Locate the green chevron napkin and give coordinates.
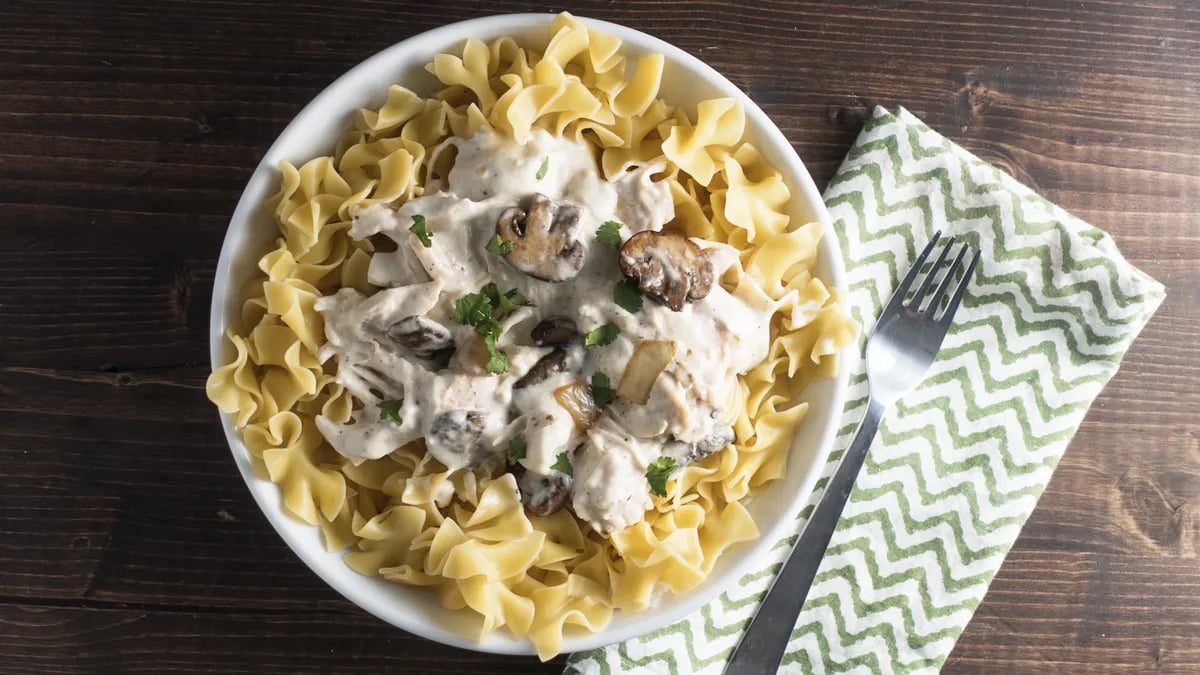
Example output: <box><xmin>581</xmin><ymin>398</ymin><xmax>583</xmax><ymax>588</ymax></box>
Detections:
<box><xmin>566</xmin><ymin>106</ymin><xmax>1165</xmax><ymax>674</ymax></box>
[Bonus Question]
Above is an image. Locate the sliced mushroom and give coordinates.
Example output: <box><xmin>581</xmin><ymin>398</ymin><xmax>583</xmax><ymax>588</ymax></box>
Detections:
<box><xmin>619</xmin><ymin>231</ymin><xmax>714</xmax><ymax>311</ymax></box>
<box><xmin>496</xmin><ymin>193</ymin><xmax>585</xmax><ymax>282</ymax></box>
<box><xmin>518</xmin><ymin>469</ymin><xmax>573</xmax><ymax>516</ymax></box>
<box><xmin>466</xmin><ymin>442</ymin><xmax>501</xmax><ymax>468</ymax></box>
<box><xmin>386</xmin><ymin>315</ymin><xmax>453</xmax><ymax>354</ymax></box>
<box><xmin>426</xmin><ymin>410</ymin><xmax>487</xmax><ymax>467</ymax></box>
<box><xmin>530</xmin><ymin>317</ymin><xmax>579</xmax><ymax>346</ymax></box>
<box><xmin>693</xmin><ymin>423</ymin><xmax>735</xmax><ymax>459</ymax></box>
<box><xmin>663</xmin><ymin>424</ymin><xmax>735</xmax><ymax>466</ymax></box>
<box><xmin>514</xmin><ymin>349</ymin><xmax>567</xmax><ymax>389</ymax></box>
<box><xmin>661</xmin><ymin>440</ymin><xmax>692</xmax><ymax>465</ymax></box>
<box><xmin>424</xmin><ymin>346</ymin><xmax>456</xmax><ymax>371</ymax></box>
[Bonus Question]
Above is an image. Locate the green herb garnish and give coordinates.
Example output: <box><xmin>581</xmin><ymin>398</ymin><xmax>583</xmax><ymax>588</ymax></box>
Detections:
<box><xmin>409</xmin><ymin>215</ymin><xmax>433</xmax><ymax>248</ymax></box>
<box><xmin>472</xmin><ymin>315</ymin><xmax>499</xmax><ymax>338</ymax></box>
<box><xmin>479</xmin><ymin>282</ymin><xmax>502</xmax><ymax>304</ymax></box>
<box><xmin>596</xmin><ymin>220</ymin><xmax>623</xmax><ymax>246</ymax></box>
<box><xmin>584</xmin><ymin>323</ymin><xmax>620</xmax><ymax>347</ymax></box>
<box><xmin>535</xmin><ymin>156</ymin><xmax>549</xmax><ymax>180</ymax></box>
<box><xmin>495</xmin><ymin>292</ymin><xmax>520</xmax><ymax>318</ymax></box>
<box><xmin>377</xmin><ymin>400</ymin><xmax>403</xmax><ymax>426</ymax></box>
<box><xmin>486</xmin><ymin>233</ymin><xmax>516</xmax><ymax>256</ymax></box>
<box><xmin>507</xmin><ymin>434</ymin><xmax>527</xmax><ymax>464</ymax></box>
<box><xmin>453</xmin><ymin>292</ymin><xmax>493</xmax><ymax>326</ymax></box>
<box><xmin>645</xmin><ymin>456</ymin><xmax>678</xmax><ymax>497</ymax></box>
<box><xmin>483</xmin><ymin>334</ymin><xmax>510</xmax><ymax>374</ymax></box>
<box><xmin>613</xmin><ymin>278</ymin><xmax>644</xmax><ymax>313</ymax></box>
<box><xmin>551</xmin><ymin>451</ymin><xmax>573</xmax><ymax>477</ymax></box>
<box><xmin>479</xmin><ymin>283</ymin><xmax>532</xmax><ymax>313</ymax></box>
<box><xmin>508</xmin><ymin>289</ymin><xmax>533</xmax><ymax>306</ymax></box>
<box><xmin>454</xmin><ymin>283</ymin><xmax>531</xmax><ymax>376</ymax></box>
<box><xmin>489</xmin><ymin>285</ymin><xmax>533</xmax><ymax>319</ymax></box>
<box><xmin>590</xmin><ymin>372</ymin><xmax>614</xmax><ymax>406</ymax></box>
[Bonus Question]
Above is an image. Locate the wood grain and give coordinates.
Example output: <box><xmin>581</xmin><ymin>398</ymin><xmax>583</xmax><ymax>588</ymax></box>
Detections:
<box><xmin>1</xmin><ymin>0</ymin><xmax>1197</xmax><ymax>672</ymax></box>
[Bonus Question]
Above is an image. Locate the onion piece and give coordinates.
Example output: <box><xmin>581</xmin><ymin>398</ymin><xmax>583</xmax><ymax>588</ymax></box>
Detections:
<box><xmin>617</xmin><ymin>340</ymin><xmax>676</xmax><ymax>405</ymax></box>
<box><xmin>554</xmin><ymin>380</ymin><xmax>599</xmax><ymax>429</ymax></box>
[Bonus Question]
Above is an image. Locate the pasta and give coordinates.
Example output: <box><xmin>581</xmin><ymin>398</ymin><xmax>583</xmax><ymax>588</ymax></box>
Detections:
<box><xmin>207</xmin><ymin>12</ymin><xmax>855</xmax><ymax>660</ymax></box>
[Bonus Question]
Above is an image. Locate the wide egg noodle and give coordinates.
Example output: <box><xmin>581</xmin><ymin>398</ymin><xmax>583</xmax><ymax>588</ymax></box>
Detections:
<box><xmin>205</xmin><ymin>11</ymin><xmax>856</xmax><ymax>661</ymax></box>
<box><xmin>661</xmin><ymin>98</ymin><xmax>746</xmax><ymax>188</ymax></box>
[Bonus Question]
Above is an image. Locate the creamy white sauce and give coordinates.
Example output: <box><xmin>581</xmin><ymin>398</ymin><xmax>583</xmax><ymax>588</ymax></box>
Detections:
<box><xmin>315</xmin><ymin>127</ymin><xmax>775</xmax><ymax>535</ymax></box>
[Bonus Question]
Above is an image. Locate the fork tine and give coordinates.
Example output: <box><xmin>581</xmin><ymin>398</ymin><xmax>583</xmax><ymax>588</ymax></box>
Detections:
<box><xmin>923</xmin><ymin>243</ymin><xmax>970</xmax><ymax>315</ymax></box>
<box><xmin>908</xmin><ymin>236</ymin><xmax>956</xmax><ymax>311</ymax></box>
<box><xmin>884</xmin><ymin>231</ymin><xmax>941</xmax><ymax>314</ymax></box>
<box><xmin>938</xmin><ymin>248</ymin><xmax>981</xmax><ymax>324</ymax></box>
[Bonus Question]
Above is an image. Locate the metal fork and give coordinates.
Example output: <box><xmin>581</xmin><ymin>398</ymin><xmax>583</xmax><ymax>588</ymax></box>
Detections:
<box><xmin>723</xmin><ymin>232</ymin><xmax>981</xmax><ymax>675</ymax></box>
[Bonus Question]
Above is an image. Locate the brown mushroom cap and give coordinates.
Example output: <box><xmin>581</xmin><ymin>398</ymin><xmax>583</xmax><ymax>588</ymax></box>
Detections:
<box><xmin>663</xmin><ymin>423</ymin><xmax>735</xmax><ymax>466</ymax></box>
<box><xmin>386</xmin><ymin>315</ymin><xmax>453</xmax><ymax>354</ymax></box>
<box><xmin>518</xmin><ymin>469</ymin><xmax>572</xmax><ymax>516</ymax></box>
<box><xmin>530</xmin><ymin>317</ymin><xmax>579</xmax><ymax>346</ymax></box>
<box><xmin>693</xmin><ymin>423</ymin><xmax>735</xmax><ymax>459</ymax></box>
<box><xmin>514</xmin><ymin>349</ymin><xmax>567</xmax><ymax>389</ymax></box>
<box><xmin>619</xmin><ymin>231</ymin><xmax>714</xmax><ymax>311</ymax></box>
<box><xmin>426</xmin><ymin>410</ymin><xmax>494</xmax><ymax>467</ymax></box>
<box><xmin>428</xmin><ymin>410</ymin><xmax>484</xmax><ymax>449</ymax></box>
<box><xmin>495</xmin><ymin>193</ymin><xmax>585</xmax><ymax>282</ymax></box>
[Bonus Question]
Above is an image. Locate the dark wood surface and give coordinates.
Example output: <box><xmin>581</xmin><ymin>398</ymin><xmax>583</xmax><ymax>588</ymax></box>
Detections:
<box><xmin>2</xmin><ymin>0</ymin><xmax>1197</xmax><ymax>672</ymax></box>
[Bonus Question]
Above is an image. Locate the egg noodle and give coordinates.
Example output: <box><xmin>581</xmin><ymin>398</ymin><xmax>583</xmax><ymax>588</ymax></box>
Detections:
<box><xmin>207</xmin><ymin>13</ymin><xmax>855</xmax><ymax>659</ymax></box>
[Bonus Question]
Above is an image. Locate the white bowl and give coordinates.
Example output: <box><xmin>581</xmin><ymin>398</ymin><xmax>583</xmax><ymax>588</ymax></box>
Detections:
<box><xmin>209</xmin><ymin>12</ymin><xmax>850</xmax><ymax>657</ymax></box>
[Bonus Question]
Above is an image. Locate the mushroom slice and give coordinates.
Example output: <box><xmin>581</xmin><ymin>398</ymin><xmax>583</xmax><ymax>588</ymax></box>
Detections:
<box><xmin>530</xmin><ymin>317</ymin><xmax>579</xmax><ymax>346</ymax></box>
<box><xmin>694</xmin><ymin>423</ymin><xmax>735</xmax><ymax>457</ymax></box>
<box><xmin>518</xmin><ymin>469</ymin><xmax>572</xmax><ymax>516</ymax></box>
<box><xmin>386</xmin><ymin>315</ymin><xmax>453</xmax><ymax>354</ymax></box>
<box><xmin>426</xmin><ymin>410</ymin><xmax>488</xmax><ymax>467</ymax></box>
<box><xmin>673</xmin><ymin>424</ymin><xmax>735</xmax><ymax>464</ymax></box>
<box><xmin>616</xmin><ymin>340</ymin><xmax>676</xmax><ymax>405</ymax></box>
<box><xmin>495</xmin><ymin>193</ymin><xmax>585</xmax><ymax>282</ymax></box>
<box><xmin>619</xmin><ymin>231</ymin><xmax>714</xmax><ymax>311</ymax></box>
<box><xmin>514</xmin><ymin>349</ymin><xmax>567</xmax><ymax>389</ymax></box>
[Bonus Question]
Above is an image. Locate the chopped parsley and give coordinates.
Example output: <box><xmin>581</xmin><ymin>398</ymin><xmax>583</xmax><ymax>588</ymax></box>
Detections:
<box><xmin>495</xmin><ymin>291</ymin><xmax>521</xmax><ymax>318</ymax></box>
<box><xmin>596</xmin><ymin>220</ymin><xmax>623</xmax><ymax>246</ymax></box>
<box><xmin>453</xmin><ymin>292</ymin><xmax>493</xmax><ymax>326</ymax></box>
<box><xmin>535</xmin><ymin>156</ymin><xmax>549</xmax><ymax>180</ymax></box>
<box><xmin>409</xmin><ymin>214</ymin><xmax>433</xmax><ymax>248</ymax></box>
<box><xmin>613</xmin><ymin>278</ymin><xmax>644</xmax><ymax>313</ymax></box>
<box><xmin>377</xmin><ymin>400</ymin><xmax>403</xmax><ymax>426</ymax></box>
<box><xmin>507</xmin><ymin>434</ymin><xmax>527</xmax><ymax>464</ymax></box>
<box><xmin>478</xmin><ymin>282</ymin><xmax>503</xmax><ymax>304</ymax></box>
<box><xmin>584</xmin><ymin>323</ymin><xmax>620</xmax><ymax>347</ymax></box>
<box><xmin>484</xmin><ymin>283</ymin><xmax>533</xmax><ymax>319</ymax></box>
<box><xmin>474</xmin><ymin>316</ymin><xmax>502</xmax><ymax>341</ymax></box>
<box><xmin>551</xmin><ymin>451</ymin><xmax>573</xmax><ymax>477</ymax></box>
<box><xmin>483</xmin><ymin>334</ymin><xmax>510</xmax><ymax>374</ymax></box>
<box><xmin>590</xmin><ymin>372</ymin><xmax>614</xmax><ymax>406</ymax></box>
<box><xmin>453</xmin><ymin>283</ymin><xmax>533</xmax><ymax>376</ymax></box>
<box><xmin>485</xmin><ymin>233</ymin><xmax>516</xmax><ymax>256</ymax></box>
<box><xmin>645</xmin><ymin>456</ymin><xmax>678</xmax><ymax>497</ymax></box>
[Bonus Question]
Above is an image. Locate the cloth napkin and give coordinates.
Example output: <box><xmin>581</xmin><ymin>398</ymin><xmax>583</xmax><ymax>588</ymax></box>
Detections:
<box><xmin>566</xmin><ymin>106</ymin><xmax>1166</xmax><ymax>674</ymax></box>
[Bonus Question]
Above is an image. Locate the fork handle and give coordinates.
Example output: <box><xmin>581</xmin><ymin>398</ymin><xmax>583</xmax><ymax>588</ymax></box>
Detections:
<box><xmin>723</xmin><ymin>398</ymin><xmax>887</xmax><ymax>675</ymax></box>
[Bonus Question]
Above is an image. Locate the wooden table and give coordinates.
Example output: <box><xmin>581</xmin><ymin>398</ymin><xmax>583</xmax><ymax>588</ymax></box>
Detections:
<box><xmin>2</xmin><ymin>1</ymin><xmax>1196</xmax><ymax>672</ymax></box>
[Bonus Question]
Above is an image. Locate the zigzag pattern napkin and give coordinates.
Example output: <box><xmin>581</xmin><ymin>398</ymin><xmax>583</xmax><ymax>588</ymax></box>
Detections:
<box><xmin>566</xmin><ymin>106</ymin><xmax>1165</xmax><ymax>673</ymax></box>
